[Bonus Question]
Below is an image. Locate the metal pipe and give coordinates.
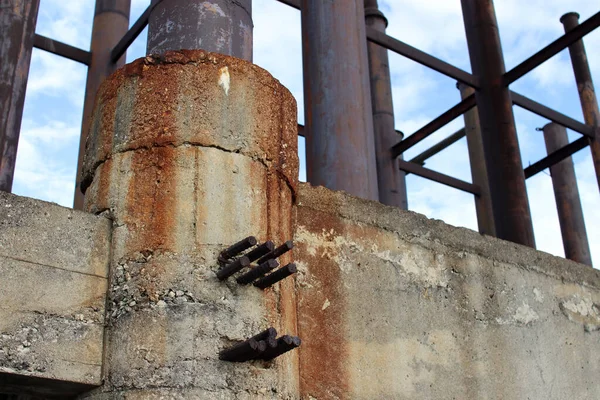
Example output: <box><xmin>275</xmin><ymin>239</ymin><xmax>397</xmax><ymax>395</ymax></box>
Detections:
<box><xmin>461</xmin><ymin>0</ymin><xmax>535</xmax><ymax>247</ymax></box>
<box><xmin>458</xmin><ymin>82</ymin><xmax>496</xmax><ymax>236</ymax></box>
<box><xmin>73</xmin><ymin>0</ymin><xmax>131</xmax><ymax>209</ymax></box>
<box><xmin>409</xmin><ymin>128</ymin><xmax>466</xmax><ymax>167</ymax></box>
<box><xmin>561</xmin><ymin>12</ymin><xmax>600</xmax><ymax>192</ymax></box>
<box><xmin>542</xmin><ymin>123</ymin><xmax>592</xmax><ymax>267</ymax></box>
<box><xmin>0</xmin><ymin>0</ymin><xmax>40</xmax><ymax>192</ymax></box>
<box><xmin>301</xmin><ymin>0</ymin><xmax>379</xmax><ymax>201</ymax></box>
<box><xmin>147</xmin><ymin>0</ymin><xmax>253</xmax><ymax>61</ymax></box>
<box><xmin>365</xmin><ymin>0</ymin><xmax>407</xmax><ymax>209</ymax></box>
<box><xmin>525</xmin><ymin>137</ymin><xmax>588</xmax><ymax>179</ymax></box>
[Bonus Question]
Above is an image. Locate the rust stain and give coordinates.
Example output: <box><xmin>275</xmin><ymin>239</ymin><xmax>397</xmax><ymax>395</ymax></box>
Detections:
<box><xmin>296</xmin><ymin>206</ymin><xmax>349</xmax><ymax>400</ymax></box>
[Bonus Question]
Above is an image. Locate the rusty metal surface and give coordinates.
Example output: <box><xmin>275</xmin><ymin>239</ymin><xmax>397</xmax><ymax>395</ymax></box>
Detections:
<box><xmin>542</xmin><ymin>123</ymin><xmax>592</xmax><ymax>267</ymax></box>
<box><xmin>111</xmin><ymin>0</ymin><xmax>163</xmax><ymax>62</ymax></box>
<box><xmin>147</xmin><ymin>0</ymin><xmax>252</xmax><ymax>61</ymax></box>
<box><xmin>365</xmin><ymin>0</ymin><xmax>407</xmax><ymax>209</ymax></box>
<box><xmin>458</xmin><ymin>83</ymin><xmax>496</xmax><ymax>236</ymax></box>
<box><xmin>504</xmin><ymin>11</ymin><xmax>600</xmax><ymax>86</ymax></box>
<box><xmin>301</xmin><ymin>0</ymin><xmax>379</xmax><ymax>201</ymax></box>
<box><xmin>461</xmin><ymin>0</ymin><xmax>535</xmax><ymax>248</ymax></box>
<box><xmin>73</xmin><ymin>0</ymin><xmax>131</xmax><ymax>209</ymax></box>
<box><xmin>391</xmin><ymin>94</ymin><xmax>476</xmax><ymax>158</ymax></box>
<box><xmin>561</xmin><ymin>12</ymin><xmax>600</xmax><ymax>191</ymax></box>
<box><xmin>0</xmin><ymin>0</ymin><xmax>40</xmax><ymax>192</ymax></box>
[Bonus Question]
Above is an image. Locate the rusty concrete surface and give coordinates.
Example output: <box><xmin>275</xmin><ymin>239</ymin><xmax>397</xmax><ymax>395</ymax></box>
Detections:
<box><xmin>295</xmin><ymin>183</ymin><xmax>600</xmax><ymax>400</ymax></box>
<box><xmin>81</xmin><ymin>51</ymin><xmax>299</xmax><ymax>398</ymax></box>
<box><xmin>0</xmin><ymin>191</ymin><xmax>111</xmax><ymax>396</ymax></box>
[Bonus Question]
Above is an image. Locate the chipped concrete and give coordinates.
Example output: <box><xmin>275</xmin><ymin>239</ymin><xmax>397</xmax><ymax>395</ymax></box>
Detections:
<box><xmin>295</xmin><ymin>183</ymin><xmax>600</xmax><ymax>400</ymax></box>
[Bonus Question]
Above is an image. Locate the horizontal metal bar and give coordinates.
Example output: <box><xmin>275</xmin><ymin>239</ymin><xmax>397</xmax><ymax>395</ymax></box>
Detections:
<box><xmin>111</xmin><ymin>1</ymin><xmax>162</xmax><ymax>62</ymax></box>
<box><xmin>33</xmin><ymin>34</ymin><xmax>91</xmax><ymax>65</ymax></box>
<box><xmin>275</xmin><ymin>0</ymin><xmax>300</xmax><ymax>9</ymax></box>
<box><xmin>504</xmin><ymin>11</ymin><xmax>600</xmax><ymax>85</ymax></box>
<box><xmin>366</xmin><ymin>27</ymin><xmax>479</xmax><ymax>88</ymax></box>
<box><xmin>511</xmin><ymin>91</ymin><xmax>594</xmax><ymax>138</ymax></box>
<box><xmin>524</xmin><ymin>136</ymin><xmax>588</xmax><ymax>179</ymax></box>
<box><xmin>398</xmin><ymin>158</ymin><xmax>480</xmax><ymax>195</ymax></box>
<box><xmin>409</xmin><ymin>127</ymin><xmax>466</xmax><ymax>166</ymax></box>
<box><xmin>391</xmin><ymin>94</ymin><xmax>476</xmax><ymax>158</ymax></box>
<box><xmin>296</xmin><ymin>123</ymin><xmax>402</xmax><ymax>139</ymax></box>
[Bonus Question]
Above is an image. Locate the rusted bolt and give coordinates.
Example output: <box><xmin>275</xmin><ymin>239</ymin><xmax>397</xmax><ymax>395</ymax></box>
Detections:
<box><xmin>253</xmin><ymin>263</ymin><xmax>297</xmax><ymax>289</ymax></box>
<box><xmin>260</xmin><ymin>335</ymin><xmax>301</xmax><ymax>360</ymax></box>
<box><xmin>256</xmin><ymin>240</ymin><xmax>293</xmax><ymax>265</ymax></box>
<box><xmin>249</xmin><ymin>327</ymin><xmax>277</xmax><ymax>342</ymax></box>
<box><xmin>245</xmin><ymin>241</ymin><xmax>275</xmax><ymax>263</ymax></box>
<box><xmin>220</xmin><ymin>236</ymin><xmax>257</xmax><ymax>260</ymax></box>
<box><xmin>219</xmin><ymin>338</ymin><xmax>265</xmax><ymax>362</ymax></box>
<box><xmin>236</xmin><ymin>259</ymin><xmax>279</xmax><ymax>285</ymax></box>
<box><xmin>216</xmin><ymin>256</ymin><xmax>250</xmax><ymax>280</ymax></box>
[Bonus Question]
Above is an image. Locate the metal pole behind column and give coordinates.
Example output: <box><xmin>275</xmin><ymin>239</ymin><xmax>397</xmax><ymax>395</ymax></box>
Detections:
<box><xmin>561</xmin><ymin>12</ymin><xmax>600</xmax><ymax>192</ymax></box>
<box><xmin>364</xmin><ymin>0</ymin><xmax>408</xmax><ymax>209</ymax></box>
<box><xmin>0</xmin><ymin>0</ymin><xmax>40</xmax><ymax>192</ymax></box>
<box><xmin>461</xmin><ymin>0</ymin><xmax>535</xmax><ymax>247</ymax></box>
<box><xmin>542</xmin><ymin>123</ymin><xmax>592</xmax><ymax>267</ymax></box>
<box><xmin>301</xmin><ymin>0</ymin><xmax>379</xmax><ymax>201</ymax></box>
<box><xmin>457</xmin><ymin>82</ymin><xmax>495</xmax><ymax>236</ymax></box>
<box><xmin>74</xmin><ymin>0</ymin><xmax>131</xmax><ymax>209</ymax></box>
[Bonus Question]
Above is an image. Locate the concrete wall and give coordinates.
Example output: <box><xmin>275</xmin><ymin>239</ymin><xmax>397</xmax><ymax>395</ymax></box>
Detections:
<box><xmin>294</xmin><ymin>183</ymin><xmax>600</xmax><ymax>400</ymax></box>
<box><xmin>0</xmin><ymin>192</ymin><xmax>111</xmax><ymax>398</ymax></box>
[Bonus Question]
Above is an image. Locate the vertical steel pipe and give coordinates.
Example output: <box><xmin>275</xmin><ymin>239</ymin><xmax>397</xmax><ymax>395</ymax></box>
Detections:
<box><xmin>0</xmin><ymin>0</ymin><xmax>40</xmax><ymax>192</ymax></box>
<box><xmin>301</xmin><ymin>0</ymin><xmax>379</xmax><ymax>200</ymax></box>
<box><xmin>542</xmin><ymin>123</ymin><xmax>592</xmax><ymax>267</ymax></box>
<box><xmin>74</xmin><ymin>0</ymin><xmax>131</xmax><ymax>209</ymax></box>
<box><xmin>147</xmin><ymin>0</ymin><xmax>253</xmax><ymax>61</ymax></box>
<box><xmin>457</xmin><ymin>82</ymin><xmax>495</xmax><ymax>236</ymax></box>
<box><xmin>364</xmin><ymin>0</ymin><xmax>407</xmax><ymax>209</ymax></box>
<box><xmin>561</xmin><ymin>12</ymin><xmax>600</xmax><ymax>192</ymax></box>
<box><xmin>461</xmin><ymin>0</ymin><xmax>535</xmax><ymax>247</ymax></box>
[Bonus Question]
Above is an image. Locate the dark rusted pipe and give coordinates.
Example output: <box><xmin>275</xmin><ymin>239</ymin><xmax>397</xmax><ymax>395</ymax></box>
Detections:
<box><xmin>74</xmin><ymin>0</ymin><xmax>131</xmax><ymax>209</ymax></box>
<box><xmin>260</xmin><ymin>335</ymin><xmax>301</xmax><ymax>360</ymax></box>
<box><xmin>256</xmin><ymin>240</ymin><xmax>293</xmax><ymax>265</ymax></box>
<box><xmin>245</xmin><ymin>241</ymin><xmax>275</xmax><ymax>263</ymax></box>
<box><xmin>461</xmin><ymin>0</ymin><xmax>535</xmax><ymax>247</ymax></box>
<box><xmin>457</xmin><ymin>82</ymin><xmax>496</xmax><ymax>236</ymax></box>
<box><xmin>220</xmin><ymin>236</ymin><xmax>257</xmax><ymax>260</ymax></box>
<box><xmin>364</xmin><ymin>0</ymin><xmax>407</xmax><ymax>209</ymax></box>
<box><xmin>216</xmin><ymin>256</ymin><xmax>250</xmax><ymax>280</ymax></box>
<box><xmin>147</xmin><ymin>0</ymin><xmax>252</xmax><ymax>61</ymax></box>
<box><xmin>253</xmin><ymin>263</ymin><xmax>297</xmax><ymax>289</ymax></box>
<box><xmin>301</xmin><ymin>0</ymin><xmax>379</xmax><ymax>201</ymax></box>
<box><xmin>561</xmin><ymin>12</ymin><xmax>600</xmax><ymax>192</ymax></box>
<box><xmin>542</xmin><ymin>123</ymin><xmax>592</xmax><ymax>267</ymax></box>
<box><xmin>236</xmin><ymin>259</ymin><xmax>278</xmax><ymax>285</ymax></box>
<box><xmin>0</xmin><ymin>0</ymin><xmax>40</xmax><ymax>192</ymax></box>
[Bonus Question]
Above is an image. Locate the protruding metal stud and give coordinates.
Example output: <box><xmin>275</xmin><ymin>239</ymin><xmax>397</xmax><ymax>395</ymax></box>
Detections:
<box><xmin>219</xmin><ymin>338</ymin><xmax>262</xmax><ymax>362</ymax></box>
<box><xmin>216</xmin><ymin>256</ymin><xmax>250</xmax><ymax>280</ymax></box>
<box><xmin>260</xmin><ymin>335</ymin><xmax>302</xmax><ymax>360</ymax></box>
<box><xmin>254</xmin><ymin>263</ymin><xmax>297</xmax><ymax>289</ymax></box>
<box><xmin>220</xmin><ymin>236</ymin><xmax>257</xmax><ymax>261</ymax></box>
<box><xmin>256</xmin><ymin>240</ymin><xmax>293</xmax><ymax>265</ymax></box>
<box><xmin>245</xmin><ymin>241</ymin><xmax>275</xmax><ymax>263</ymax></box>
<box><xmin>219</xmin><ymin>327</ymin><xmax>300</xmax><ymax>362</ymax></box>
<box><xmin>236</xmin><ymin>259</ymin><xmax>279</xmax><ymax>285</ymax></box>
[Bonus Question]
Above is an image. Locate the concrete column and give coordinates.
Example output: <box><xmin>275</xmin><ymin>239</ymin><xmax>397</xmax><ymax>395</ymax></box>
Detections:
<box><xmin>73</xmin><ymin>0</ymin><xmax>131</xmax><ymax>210</ymax></box>
<box><xmin>147</xmin><ymin>0</ymin><xmax>252</xmax><ymax>61</ymax></box>
<box><xmin>301</xmin><ymin>0</ymin><xmax>379</xmax><ymax>201</ymax></box>
<box><xmin>364</xmin><ymin>0</ymin><xmax>408</xmax><ymax>209</ymax></box>
<box><xmin>0</xmin><ymin>0</ymin><xmax>40</xmax><ymax>192</ymax></box>
<box><xmin>457</xmin><ymin>82</ymin><xmax>495</xmax><ymax>236</ymax></box>
<box><xmin>561</xmin><ymin>12</ymin><xmax>600</xmax><ymax>192</ymax></box>
<box><xmin>542</xmin><ymin>123</ymin><xmax>592</xmax><ymax>267</ymax></box>
<box><xmin>461</xmin><ymin>0</ymin><xmax>535</xmax><ymax>247</ymax></box>
<box><xmin>80</xmin><ymin>51</ymin><xmax>299</xmax><ymax>397</ymax></box>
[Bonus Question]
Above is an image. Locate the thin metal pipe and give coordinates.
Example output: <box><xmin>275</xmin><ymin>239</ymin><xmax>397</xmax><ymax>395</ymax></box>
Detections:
<box><xmin>458</xmin><ymin>82</ymin><xmax>495</xmax><ymax>236</ymax></box>
<box><xmin>542</xmin><ymin>123</ymin><xmax>592</xmax><ymax>267</ymax></box>
<box><xmin>525</xmin><ymin>137</ymin><xmax>588</xmax><ymax>179</ymax></box>
<box><xmin>561</xmin><ymin>12</ymin><xmax>600</xmax><ymax>191</ymax></box>
<box><xmin>0</xmin><ymin>0</ymin><xmax>40</xmax><ymax>192</ymax></box>
<box><xmin>397</xmin><ymin>159</ymin><xmax>480</xmax><ymax>195</ymax></box>
<box><xmin>111</xmin><ymin>0</ymin><xmax>163</xmax><ymax>62</ymax></box>
<box><xmin>365</xmin><ymin>0</ymin><xmax>407</xmax><ymax>209</ymax></box>
<box><xmin>409</xmin><ymin>128</ymin><xmax>466</xmax><ymax>166</ymax></box>
<box><xmin>33</xmin><ymin>34</ymin><xmax>91</xmax><ymax>65</ymax></box>
<box><xmin>461</xmin><ymin>0</ymin><xmax>535</xmax><ymax>247</ymax></box>
<box><xmin>73</xmin><ymin>0</ymin><xmax>131</xmax><ymax>209</ymax></box>
<box><xmin>147</xmin><ymin>0</ymin><xmax>253</xmax><ymax>61</ymax></box>
<box><xmin>301</xmin><ymin>0</ymin><xmax>379</xmax><ymax>200</ymax></box>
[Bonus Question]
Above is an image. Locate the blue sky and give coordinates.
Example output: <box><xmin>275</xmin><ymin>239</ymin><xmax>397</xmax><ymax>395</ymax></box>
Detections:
<box><xmin>14</xmin><ymin>0</ymin><xmax>600</xmax><ymax>266</ymax></box>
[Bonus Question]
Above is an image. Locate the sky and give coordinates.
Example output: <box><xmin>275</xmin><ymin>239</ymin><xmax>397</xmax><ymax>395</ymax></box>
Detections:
<box><xmin>14</xmin><ymin>0</ymin><xmax>600</xmax><ymax>267</ymax></box>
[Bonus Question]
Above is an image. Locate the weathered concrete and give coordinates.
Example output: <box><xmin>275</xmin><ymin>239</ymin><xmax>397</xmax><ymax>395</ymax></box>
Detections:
<box><xmin>0</xmin><ymin>191</ymin><xmax>111</xmax><ymax>397</ymax></box>
<box><xmin>295</xmin><ymin>183</ymin><xmax>600</xmax><ymax>400</ymax></box>
<box><xmin>81</xmin><ymin>50</ymin><xmax>299</xmax><ymax>398</ymax></box>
